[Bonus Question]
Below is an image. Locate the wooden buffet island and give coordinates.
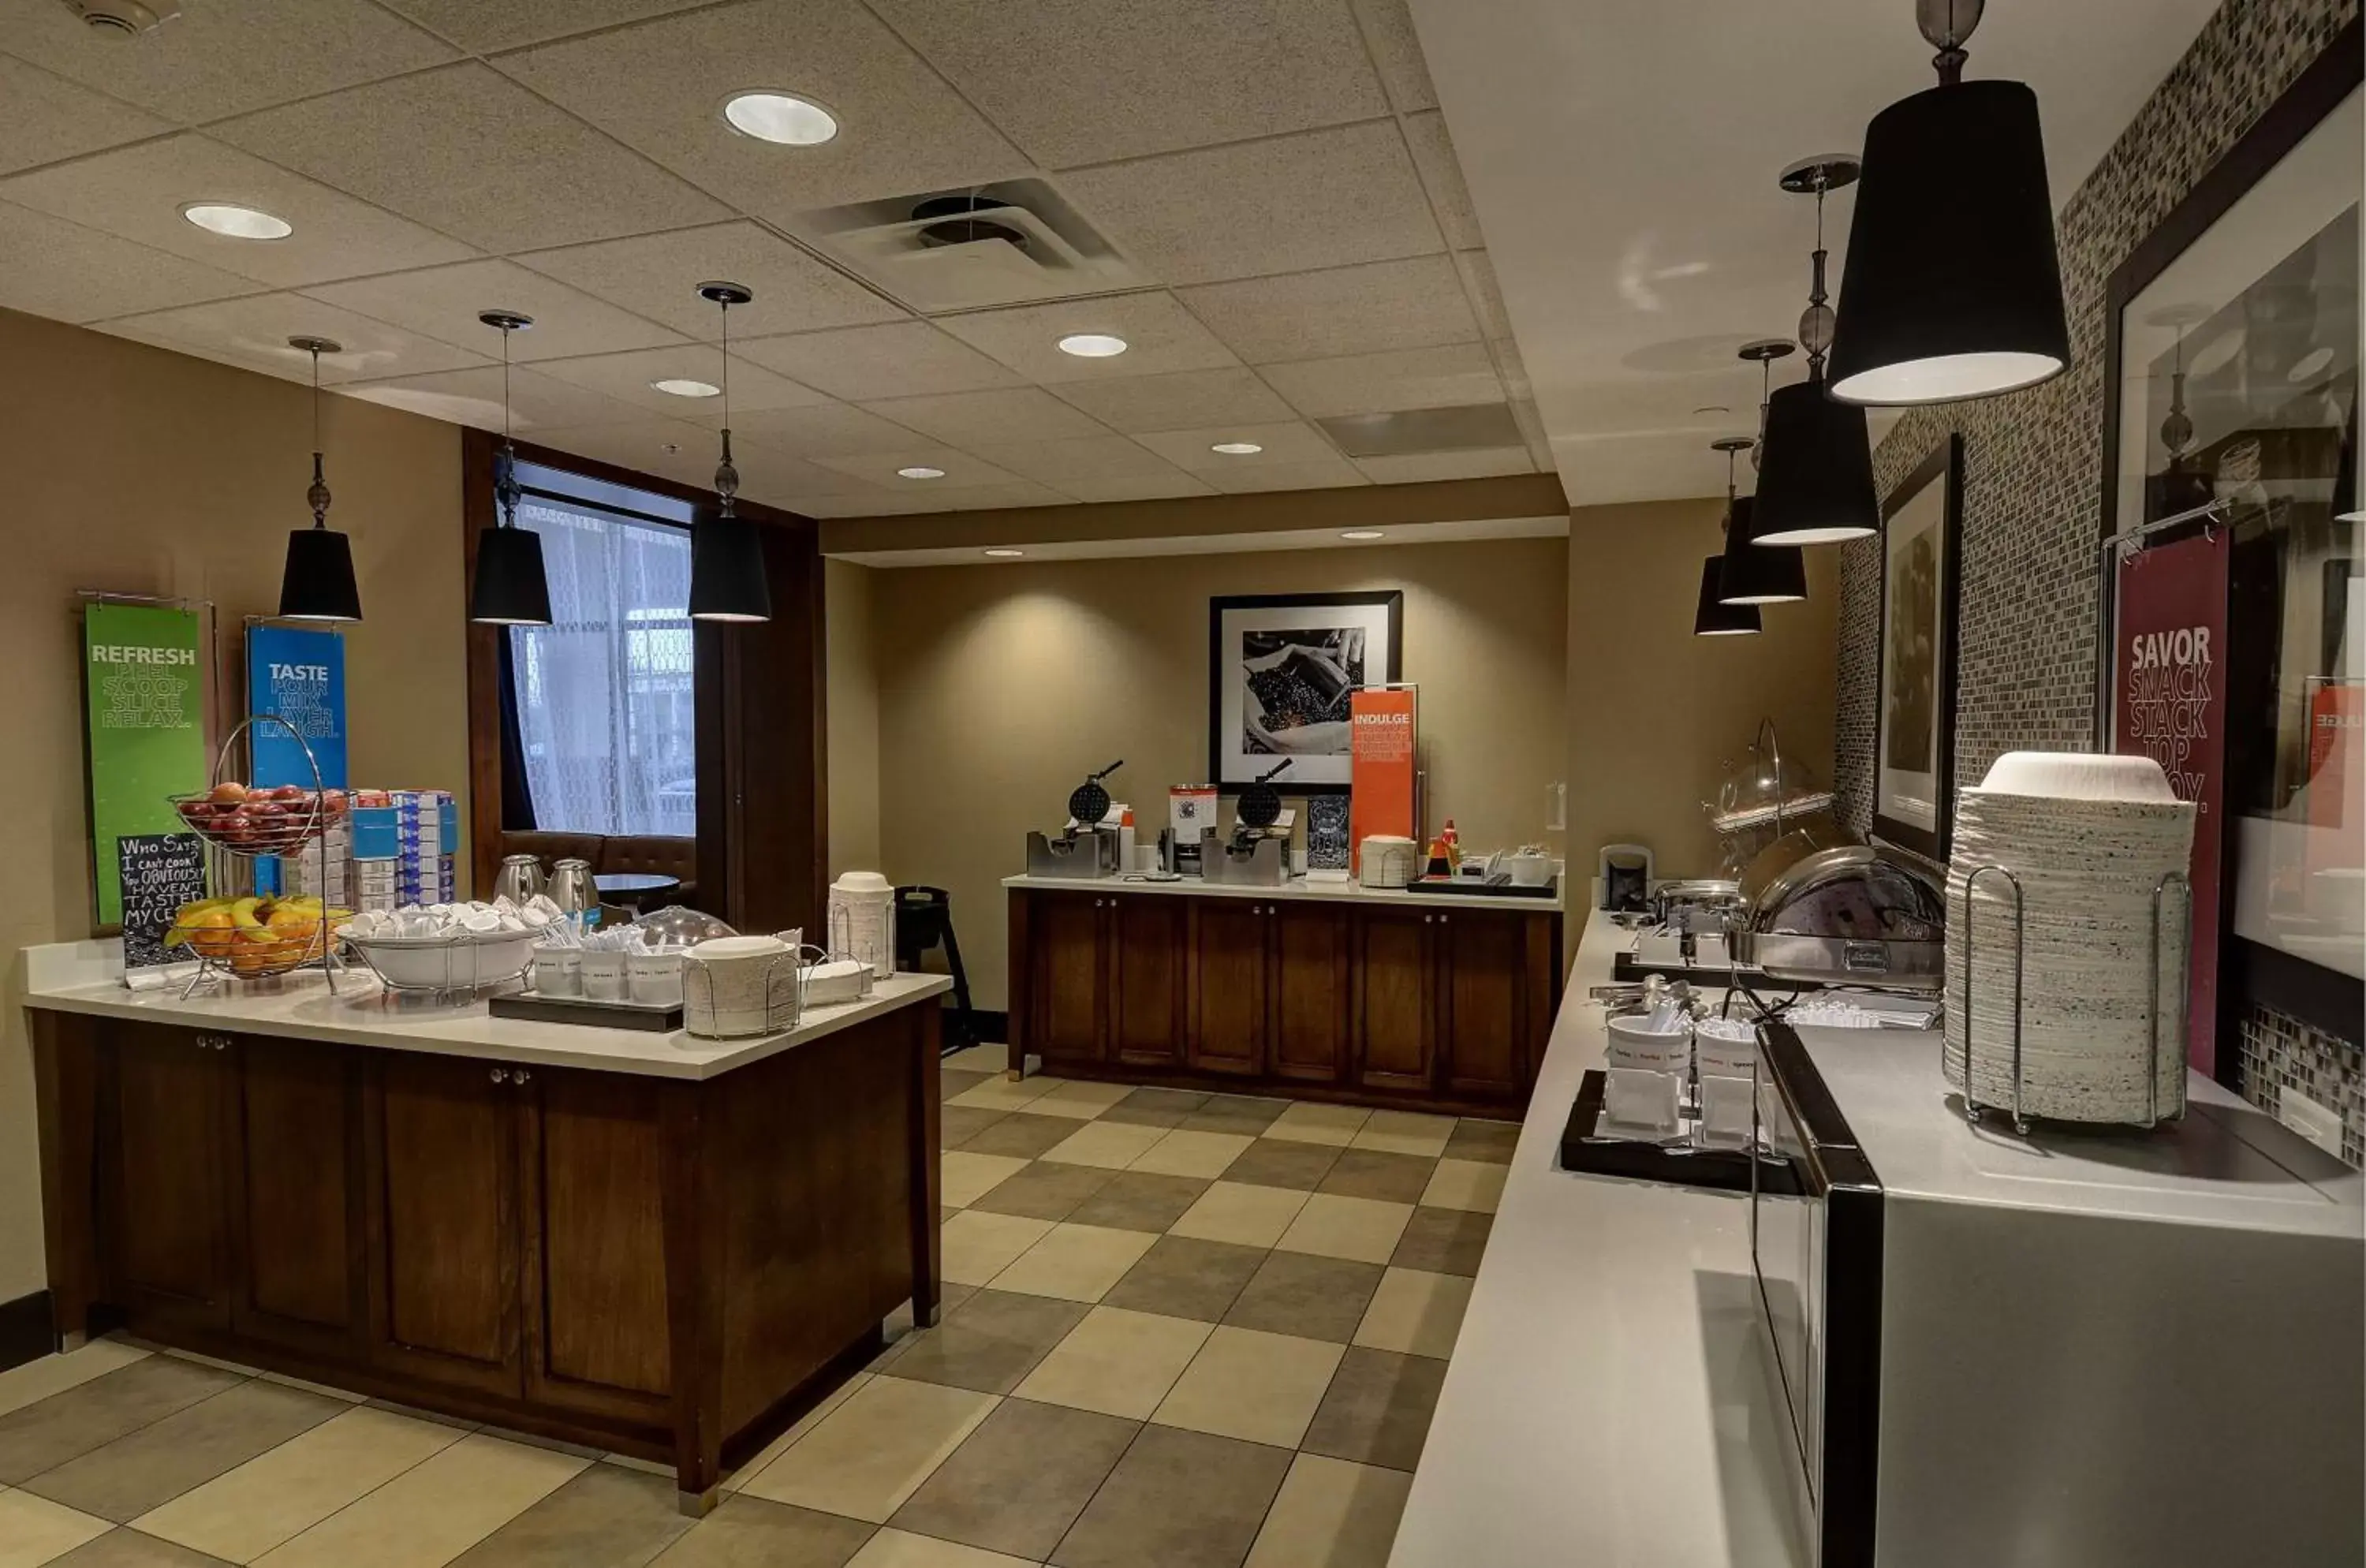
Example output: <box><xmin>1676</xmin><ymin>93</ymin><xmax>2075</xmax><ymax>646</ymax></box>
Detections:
<box><xmin>1005</xmin><ymin>875</ymin><xmax>1563</xmax><ymax>1116</ymax></box>
<box><xmin>21</xmin><ymin>946</ymin><xmax>948</xmax><ymax>1514</ymax></box>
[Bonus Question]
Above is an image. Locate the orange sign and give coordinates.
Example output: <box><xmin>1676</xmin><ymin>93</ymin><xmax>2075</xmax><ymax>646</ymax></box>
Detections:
<box><xmin>1349</xmin><ymin>688</ymin><xmax>1416</xmax><ymax>872</ymax></box>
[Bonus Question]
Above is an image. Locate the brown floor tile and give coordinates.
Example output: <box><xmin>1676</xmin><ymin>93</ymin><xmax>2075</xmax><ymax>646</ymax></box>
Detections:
<box><xmin>1115</xmin><ymin>1087</ymin><xmax>1210</xmax><ymax>1116</ymax></box>
<box><xmin>957</xmin><ymin>1112</ymin><xmax>1082</xmax><ymax>1159</ymax></box>
<box><xmin>1099</xmin><ymin>1236</ymin><xmax>1267</xmax><ymax>1323</ymax></box>
<box><xmin>1222</xmin><ymin>1252</ymin><xmax>1384</xmax><ymax>1345</ymax></box>
<box><xmin>1049</xmin><ymin>1424</ymin><xmax>1291</xmax><ymax>1568</ymax></box>
<box><xmin>877</xmin><ymin>1290</ymin><xmax>1088</xmax><ymax>1394</ymax></box>
<box><xmin>1219</xmin><ymin>1140</ymin><xmax>1341</xmax><ymax>1192</ymax></box>
<box><xmin>450</xmin><ymin>1462</ymin><xmax>694</xmax><ymax>1566</ymax></box>
<box><xmin>1062</xmin><ymin>1171</ymin><xmax>1210</xmax><ymax>1234</ymax></box>
<box><xmin>890</xmin><ymin>1397</ymin><xmax>1136</xmax><ymax>1560</ymax></box>
<box><xmin>1316</xmin><ymin>1148</ymin><xmax>1438</xmax><ymax>1205</ymax></box>
<box><xmin>1301</xmin><ymin>1347</ymin><xmax>1446</xmax><ymax>1472</ymax></box>
<box><xmin>0</xmin><ymin>1357</ymin><xmax>246</xmax><ymax>1486</ymax></box>
<box><xmin>968</xmin><ymin>1162</ymin><xmax>1116</xmax><ymax>1223</ymax></box>
<box><xmin>644</xmin><ymin>1494</ymin><xmax>874</xmax><ymax>1566</ymax></box>
<box><xmin>1179</xmin><ymin>1095</ymin><xmax>1292</xmax><ymax>1134</ymax></box>
<box><xmin>940</xmin><ymin>1070</ymin><xmax>994</xmax><ymax>1103</ymax></box>
<box><xmin>1389</xmin><ymin>1207</ymin><xmax>1495</xmax><ymax>1277</ymax></box>
<box><xmin>1443</xmin><ymin>1118</ymin><xmax>1520</xmax><ymax>1164</ymax></box>
<box><xmin>25</xmin><ymin>1379</ymin><xmax>345</xmax><ymax>1522</ymax></box>
<box><xmin>47</xmin><ymin>1532</ymin><xmax>235</xmax><ymax>1566</ymax></box>
<box><xmin>938</xmin><ymin>1106</ymin><xmax>1005</xmax><ymax>1148</ymax></box>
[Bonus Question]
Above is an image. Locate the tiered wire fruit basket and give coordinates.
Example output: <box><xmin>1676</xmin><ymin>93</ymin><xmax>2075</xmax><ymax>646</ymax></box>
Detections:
<box><xmin>162</xmin><ymin>715</ymin><xmax>349</xmax><ymax>997</ymax></box>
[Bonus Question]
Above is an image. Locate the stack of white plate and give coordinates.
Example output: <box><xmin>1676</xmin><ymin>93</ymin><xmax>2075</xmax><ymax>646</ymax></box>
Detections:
<box><xmin>1942</xmin><ymin>752</ymin><xmax>2196</xmax><ymax>1123</ymax></box>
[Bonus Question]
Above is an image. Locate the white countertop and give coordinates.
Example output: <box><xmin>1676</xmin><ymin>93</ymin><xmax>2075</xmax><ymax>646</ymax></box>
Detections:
<box><xmin>1002</xmin><ymin>872</ymin><xmax>1565</xmax><ymax>915</ymax></box>
<box><xmin>17</xmin><ymin>940</ymin><xmax>951</xmax><ymax>1081</ymax></box>
<box><xmin>1388</xmin><ymin>907</ymin><xmax>1809</xmax><ymax>1568</ymax></box>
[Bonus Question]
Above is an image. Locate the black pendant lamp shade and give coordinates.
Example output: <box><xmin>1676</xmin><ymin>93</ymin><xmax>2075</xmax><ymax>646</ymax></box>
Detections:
<box><xmin>278</xmin><ymin>335</ymin><xmax>363</xmax><ymax>622</ymax></box>
<box><xmin>471</xmin><ymin>310</ymin><xmax>554</xmax><ymax>627</ymax></box>
<box><xmin>1750</xmin><ymin>156</ymin><xmax>1883</xmax><ymax>545</ymax></box>
<box><xmin>689</xmin><ymin>280</ymin><xmax>772</xmax><ymax>624</ymax></box>
<box><xmin>1825</xmin><ymin>3</ymin><xmax>2069</xmax><ymax>405</ymax></box>
<box><xmin>1718</xmin><ymin>498</ymin><xmax>1808</xmax><ymax>605</ymax></box>
<box><xmin>1694</xmin><ymin>558</ymin><xmax>1763</xmax><ymax>636</ymax></box>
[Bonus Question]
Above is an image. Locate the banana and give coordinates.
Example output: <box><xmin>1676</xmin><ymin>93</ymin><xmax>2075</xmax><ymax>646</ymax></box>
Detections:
<box><xmin>230</xmin><ymin>896</ymin><xmax>267</xmax><ymax>931</ymax></box>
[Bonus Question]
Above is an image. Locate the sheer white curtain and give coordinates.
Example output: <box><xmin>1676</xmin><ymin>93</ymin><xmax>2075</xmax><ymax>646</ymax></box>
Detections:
<box><xmin>508</xmin><ymin>496</ymin><xmax>696</xmax><ymax>837</ymax></box>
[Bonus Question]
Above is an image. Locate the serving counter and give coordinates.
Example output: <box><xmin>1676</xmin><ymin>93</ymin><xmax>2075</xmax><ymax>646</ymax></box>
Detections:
<box><xmin>21</xmin><ymin>943</ymin><xmax>950</xmax><ymax>1514</ymax></box>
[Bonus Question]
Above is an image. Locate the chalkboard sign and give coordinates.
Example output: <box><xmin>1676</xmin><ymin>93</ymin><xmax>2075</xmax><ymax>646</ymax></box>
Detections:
<box><xmin>1308</xmin><ymin>796</ymin><xmax>1351</xmax><ymax>872</ymax></box>
<box><xmin>118</xmin><ymin>833</ymin><xmax>207</xmax><ymax>973</ymax></box>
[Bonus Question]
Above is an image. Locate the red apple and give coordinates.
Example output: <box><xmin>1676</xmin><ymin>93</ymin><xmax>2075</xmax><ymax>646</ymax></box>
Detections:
<box><xmin>209</xmin><ymin>781</ymin><xmax>248</xmax><ymax>805</ymax></box>
<box><xmin>272</xmin><ymin>783</ymin><xmax>308</xmax><ymax>803</ymax></box>
<box><xmin>321</xmin><ymin>790</ymin><xmax>347</xmax><ymax>816</ymax></box>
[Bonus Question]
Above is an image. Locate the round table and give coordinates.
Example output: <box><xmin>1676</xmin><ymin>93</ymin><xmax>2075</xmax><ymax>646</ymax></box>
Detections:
<box><xmin>593</xmin><ymin>872</ymin><xmax>682</xmax><ymax>913</ymax></box>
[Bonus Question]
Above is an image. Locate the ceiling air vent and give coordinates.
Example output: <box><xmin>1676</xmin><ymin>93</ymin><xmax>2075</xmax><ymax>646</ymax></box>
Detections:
<box><xmin>59</xmin><ymin>0</ymin><xmax>177</xmax><ymax>35</ymax></box>
<box><xmin>1319</xmin><ymin>403</ymin><xmax>1526</xmax><ymax>459</ymax></box>
<box><xmin>786</xmin><ymin>177</ymin><xmax>1149</xmax><ymax>314</ymax></box>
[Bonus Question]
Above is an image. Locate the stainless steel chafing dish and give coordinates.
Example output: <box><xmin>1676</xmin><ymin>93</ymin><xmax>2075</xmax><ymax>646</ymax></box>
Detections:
<box><xmin>1728</xmin><ymin>828</ymin><xmax>1946</xmax><ymax>991</ymax></box>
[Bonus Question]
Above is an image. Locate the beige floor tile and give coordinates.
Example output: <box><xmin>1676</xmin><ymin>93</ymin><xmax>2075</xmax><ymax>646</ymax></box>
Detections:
<box><xmin>1013</xmin><ymin>1305</ymin><xmax>1213</xmax><ymax>1420</ymax></box>
<box><xmin>986</xmin><ymin>1223</ymin><xmax>1156</xmax><ymax>1303</ymax></box>
<box><xmin>1128</xmin><ymin>1127</ymin><xmax>1252</xmax><ymax>1179</ymax></box>
<box><xmin>1348</xmin><ymin>1111</ymin><xmax>1454</xmax><ymax>1157</ymax></box>
<box><xmin>1244</xmin><ymin>1452</ymin><xmax>1412</xmax><ymax>1568</ymax></box>
<box><xmin>255</xmin><ymin>1372</ymin><xmax>367</xmax><ymax>1405</ymax></box>
<box><xmin>0</xmin><ymin>1342</ymin><xmax>151</xmax><ymax>1421</ymax></box>
<box><xmin>945</xmin><ymin>1076</ymin><xmax>1059</xmax><ymax>1114</ymax></box>
<box><xmin>1167</xmin><ymin>1181</ymin><xmax>1308</xmax><ymax>1249</ymax></box>
<box><xmin>721</xmin><ymin>1373</ymin><xmax>871</xmax><ymax>1493</ymax></box>
<box><xmin>0</xmin><ymin>1485</ymin><xmax>110</xmax><ymax>1566</ymax></box>
<box><xmin>848</xmin><ymin>1527</ymin><xmax>1036</xmax><ymax>1567</ymax></box>
<box><xmin>940</xmin><ymin>1151</ymin><xmax>1032</xmax><ymax>1208</ymax></box>
<box><xmin>252</xmin><ymin>1432</ymin><xmax>584</xmax><ymax>1568</ymax></box>
<box><xmin>602</xmin><ymin>1451</ymin><xmax>674</xmax><ymax>1477</ymax></box>
<box><xmin>736</xmin><ymin>1376</ymin><xmax>995</xmax><ymax>1524</ymax></box>
<box><xmin>1038</xmin><ymin>1120</ymin><xmax>1170</xmax><ymax>1170</ymax></box>
<box><xmin>945</xmin><ymin>1042</ymin><xmax>1009</xmax><ymax>1073</ymax></box>
<box><xmin>1151</xmin><ymin>1327</ymin><xmax>1344</xmax><ymax>1450</ymax></box>
<box><xmin>1263</xmin><ymin>1101</ymin><xmax>1373</xmax><ymax>1147</ymax></box>
<box><xmin>1353</xmin><ymin>1268</ymin><xmax>1475</xmax><ymax>1360</ymax></box>
<box><xmin>940</xmin><ymin>1211</ymin><xmax>1057</xmax><ymax>1286</ymax></box>
<box><xmin>1024</xmin><ymin>1079</ymin><xmax>1132</xmax><ymax>1119</ymax></box>
<box><xmin>1274</xmin><ymin>1193</ymin><xmax>1415</xmax><ymax>1266</ymax></box>
<box><xmin>1419</xmin><ymin>1157</ymin><xmax>1508</xmax><ymax>1214</ymax></box>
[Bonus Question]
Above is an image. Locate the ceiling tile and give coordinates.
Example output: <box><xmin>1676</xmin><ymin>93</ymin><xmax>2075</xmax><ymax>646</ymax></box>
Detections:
<box><xmin>494</xmin><ymin>0</ymin><xmax>1031</xmax><ymax>222</ymax></box>
<box><xmin>1204</xmin><ymin>454</ymin><xmax>1368</xmax><ymax>492</ymax></box>
<box><xmin>1054</xmin><ymin>472</ymin><xmax>1218</xmax><ymax>503</ymax></box>
<box><xmin>0</xmin><ymin>0</ymin><xmax>456</xmax><ymax>123</ymax></box>
<box><xmin>727</xmin><ymin>399</ymin><xmax>934</xmax><ymax>457</ymax></box>
<box><xmin>1510</xmin><ymin>395</ymin><xmax>1555</xmax><ymax>471</ymax></box>
<box><xmin>960</xmin><ymin>436</ymin><xmax>1196</xmax><ymax>486</ymax></box>
<box><xmin>516</xmin><ymin>221</ymin><xmax>903</xmax><ymax>340</ymax></box>
<box><xmin>1060</xmin><ymin>121</ymin><xmax>1442</xmax><ymax>286</ymax></box>
<box><xmin>728</xmin><ymin>450</ymin><xmax>896</xmax><ymax>498</ymax></box>
<box><xmin>0</xmin><ymin>133</ymin><xmax>481</xmax><ymax>287</ymax></box>
<box><xmin>1352</xmin><ymin>447</ymin><xmax>1534</xmax><ymax>483</ymax></box>
<box><xmin>99</xmin><ymin>291</ymin><xmax>491</xmax><ymax>384</ymax></box>
<box><xmin>790</xmin><ymin>491</ymin><xmax>939</xmax><ymax>518</ymax></box>
<box><xmin>935</xmin><ymin>482</ymin><xmax>1076</xmax><ymax>510</ymax></box>
<box><xmin>0</xmin><ymin>201</ymin><xmax>256</xmax><ymax>323</ymax></box>
<box><xmin>1402</xmin><ymin>112</ymin><xmax>1483</xmax><ymax>249</ymax></box>
<box><xmin>213</xmin><ymin>63</ymin><xmax>729</xmax><ymax>252</ymax></box>
<box><xmin>860</xmin><ymin>387</ymin><xmax>1110</xmax><ymax>446</ymax></box>
<box><xmin>337</xmin><ymin>364</ymin><xmax>645</xmax><ymax>432</ymax></box>
<box><xmin>808</xmin><ymin>448</ymin><xmax>1023</xmax><ymax>487</ymax></box>
<box><xmin>305</xmin><ymin>259</ymin><xmax>684</xmax><ymax>362</ymax></box>
<box><xmin>934</xmin><ymin>292</ymin><xmax>1239</xmax><ymax>383</ymax></box>
<box><xmin>1453</xmin><ymin>248</ymin><xmax>1511</xmax><ymax>341</ymax></box>
<box><xmin>1132</xmin><ymin>420</ymin><xmax>1343</xmax><ymax>472</ymax></box>
<box><xmin>1260</xmin><ymin>341</ymin><xmax>1502</xmax><ymax>417</ymax></box>
<box><xmin>868</xmin><ymin>0</ymin><xmax>1385</xmax><ymax>167</ymax></box>
<box><xmin>524</xmin><ymin>416</ymin><xmax>722</xmax><ymax>491</ymax></box>
<box><xmin>379</xmin><ymin>0</ymin><xmax>716</xmax><ymax>51</ymax></box>
<box><xmin>532</xmin><ymin>344</ymin><xmax>830</xmax><ymax>417</ymax></box>
<box><xmin>737</xmin><ymin>321</ymin><xmax>1022</xmax><ymax>401</ymax></box>
<box><xmin>0</xmin><ymin>56</ymin><xmax>172</xmax><ymax>177</ymax></box>
<box><xmin>1047</xmin><ymin>367</ymin><xmax>1297</xmax><ymax>433</ymax></box>
<box><xmin>1176</xmin><ymin>255</ymin><xmax>1476</xmax><ymax>364</ymax></box>
<box><xmin>1351</xmin><ymin>0</ymin><xmax>1438</xmax><ymax>111</ymax></box>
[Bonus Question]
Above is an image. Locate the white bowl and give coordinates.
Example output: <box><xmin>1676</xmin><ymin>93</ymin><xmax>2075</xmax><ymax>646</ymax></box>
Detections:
<box><xmin>799</xmin><ymin>958</ymin><xmax>873</xmax><ymax>1006</ymax></box>
<box><xmin>1978</xmin><ymin>751</ymin><xmax>2177</xmax><ymax>803</ymax></box>
<box><xmin>349</xmin><ymin>930</ymin><xmax>538</xmax><ymax>991</ymax></box>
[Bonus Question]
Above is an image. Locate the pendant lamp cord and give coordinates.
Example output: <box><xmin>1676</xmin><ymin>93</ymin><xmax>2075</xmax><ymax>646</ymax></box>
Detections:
<box><xmin>305</xmin><ymin>343</ymin><xmax>330</xmax><ymax>532</ymax></box>
<box><xmin>1801</xmin><ymin>177</ymin><xmax>1834</xmax><ymax>383</ymax></box>
<box><xmin>494</xmin><ymin>322</ymin><xmax>521</xmax><ymax>531</ymax></box>
<box><xmin>714</xmin><ymin>297</ymin><xmax>739</xmax><ymax>519</ymax></box>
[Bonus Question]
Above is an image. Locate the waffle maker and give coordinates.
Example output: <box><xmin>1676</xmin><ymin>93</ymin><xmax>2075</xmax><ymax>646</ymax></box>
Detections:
<box><xmin>1025</xmin><ymin>760</ymin><xmax>1126</xmax><ymax>879</ymax></box>
<box><xmin>1202</xmin><ymin>760</ymin><xmax>1293</xmax><ymax>887</ymax></box>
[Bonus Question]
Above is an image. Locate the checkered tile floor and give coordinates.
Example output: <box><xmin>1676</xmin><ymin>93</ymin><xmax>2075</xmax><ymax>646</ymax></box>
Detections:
<box><xmin>0</xmin><ymin>1043</ymin><xmax>1509</xmax><ymax>1568</ymax></box>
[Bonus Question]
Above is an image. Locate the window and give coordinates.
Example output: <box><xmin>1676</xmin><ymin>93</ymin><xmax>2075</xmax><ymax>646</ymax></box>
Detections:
<box><xmin>506</xmin><ymin>465</ymin><xmax>696</xmax><ymax>838</ymax></box>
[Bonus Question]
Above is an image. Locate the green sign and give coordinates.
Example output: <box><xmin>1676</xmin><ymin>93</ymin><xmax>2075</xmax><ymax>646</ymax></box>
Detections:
<box><xmin>84</xmin><ymin>603</ymin><xmax>207</xmax><ymax>927</ymax></box>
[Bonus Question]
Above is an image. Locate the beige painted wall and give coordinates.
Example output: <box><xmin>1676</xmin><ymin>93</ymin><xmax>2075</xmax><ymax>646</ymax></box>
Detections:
<box><xmin>1563</xmin><ymin>498</ymin><xmax>1838</xmax><ymax>893</ymax></box>
<box><xmin>1</xmin><ymin>307</ymin><xmax>468</xmax><ymax>1303</ymax></box>
<box><xmin>867</xmin><ymin>537</ymin><xmax>1570</xmax><ymax>1012</ymax></box>
<box><xmin>823</xmin><ymin>558</ymin><xmax>883</xmax><ymax>879</ymax></box>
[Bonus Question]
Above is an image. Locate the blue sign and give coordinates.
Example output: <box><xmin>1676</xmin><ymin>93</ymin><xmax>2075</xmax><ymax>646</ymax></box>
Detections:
<box><xmin>247</xmin><ymin>624</ymin><xmax>347</xmax><ymax>790</ymax></box>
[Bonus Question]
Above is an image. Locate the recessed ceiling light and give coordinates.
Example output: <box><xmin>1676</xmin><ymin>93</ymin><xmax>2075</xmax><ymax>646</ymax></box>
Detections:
<box><xmin>1341</xmin><ymin>529</ymin><xmax>1385</xmax><ymax>540</ymax></box>
<box><xmin>181</xmin><ymin>202</ymin><xmax>291</xmax><ymax>240</ymax></box>
<box><xmin>650</xmin><ymin>377</ymin><xmax>721</xmax><ymax>398</ymax></box>
<box><xmin>1210</xmin><ymin>441</ymin><xmax>1263</xmax><ymax>455</ymax></box>
<box><xmin>898</xmin><ymin>465</ymin><xmax>946</xmax><ymax>480</ymax></box>
<box><xmin>983</xmin><ymin>547</ymin><xmax>1024</xmax><ymax>558</ymax></box>
<box><xmin>722</xmin><ymin>91</ymin><xmax>838</xmax><ymax>145</ymax></box>
<box><xmin>1057</xmin><ymin>333</ymin><xmax>1128</xmax><ymax>358</ymax></box>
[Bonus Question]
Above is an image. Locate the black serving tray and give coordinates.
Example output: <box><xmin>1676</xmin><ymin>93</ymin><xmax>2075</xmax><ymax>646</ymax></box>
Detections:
<box><xmin>1558</xmin><ymin>1069</ymin><xmax>1798</xmax><ymax>1195</ymax></box>
<box><xmin>487</xmin><ymin>992</ymin><xmax>685</xmax><ymax>1032</ymax></box>
<box><xmin>1401</xmin><ymin>875</ymin><xmax>1559</xmax><ymax>898</ymax></box>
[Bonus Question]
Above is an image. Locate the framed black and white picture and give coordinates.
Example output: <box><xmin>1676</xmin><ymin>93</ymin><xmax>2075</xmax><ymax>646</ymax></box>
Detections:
<box><xmin>1875</xmin><ymin>436</ymin><xmax>1963</xmax><ymax>861</ymax></box>
<box><xmin>1207</xmin><ymin>591</ymin><xmax>1402</xmax><ymax>793</ymax></box>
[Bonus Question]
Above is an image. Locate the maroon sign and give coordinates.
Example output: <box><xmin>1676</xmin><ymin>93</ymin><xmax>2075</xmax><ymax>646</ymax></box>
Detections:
<box><xmin>2112</xmin><ymin>528</ymin><xmax>2230</xmax><ymax>1072</ymax></box>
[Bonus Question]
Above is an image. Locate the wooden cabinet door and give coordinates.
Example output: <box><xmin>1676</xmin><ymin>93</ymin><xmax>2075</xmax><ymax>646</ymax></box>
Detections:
<box><xmin>516</xmin><ymin>1067</ymin><xmax>672</xmax><ymax>1422</ymax></box>
<box><xmin>231</xmin><ymin>1036</ymin><xmax>361</xmax><ymax>1357</ymax></box>
<box><xmin>363</xmin><ymin>1052</ymin><xmax>522</xmax><ymax>1397</ymax></box>
<box><xmin>1108</xmin><ymin>896</ymin><xmax>1187</xmax><ymax>1069</ymax></box>
<box><xmin>1186</xmin><ymin>899</ymin><xmax>1268</xmax><ymax>1077</ymax></box>
<box><xmin>1434</xmin><ymin>911</ymin><xmax>1534</xmax><ymax>1102</ymax></box>
<box><xmin>101</xmin><ymin>1022</ymin><xmax>236</xmax><ymax>1335</ymax></box>
<box><xmin>1028</xmin><ymin>893</ymin><xmax>1108</xmax><ymax>1066</ymax></box>
<box><xmin>1351</xmin><ymin>910</ymin><xmax>1437</xmax><ymax>1095</ymax></box>
<box><xmin>1269</xmin><ymin>904</ymin><xmax>1349</xmax><ymax>1085</ymax></box>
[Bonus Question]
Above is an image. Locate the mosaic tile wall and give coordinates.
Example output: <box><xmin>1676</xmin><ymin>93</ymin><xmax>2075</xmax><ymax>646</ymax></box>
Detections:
<box><xmin>1830</xmin><ymin>0</ymin><xmax>2364</xmax><ymax>1160</ymax></box>
<box><xmin>2239</xmin><ymin>1005</ymin><xmax>2366</xmax><ymax>1167</ymax></box>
